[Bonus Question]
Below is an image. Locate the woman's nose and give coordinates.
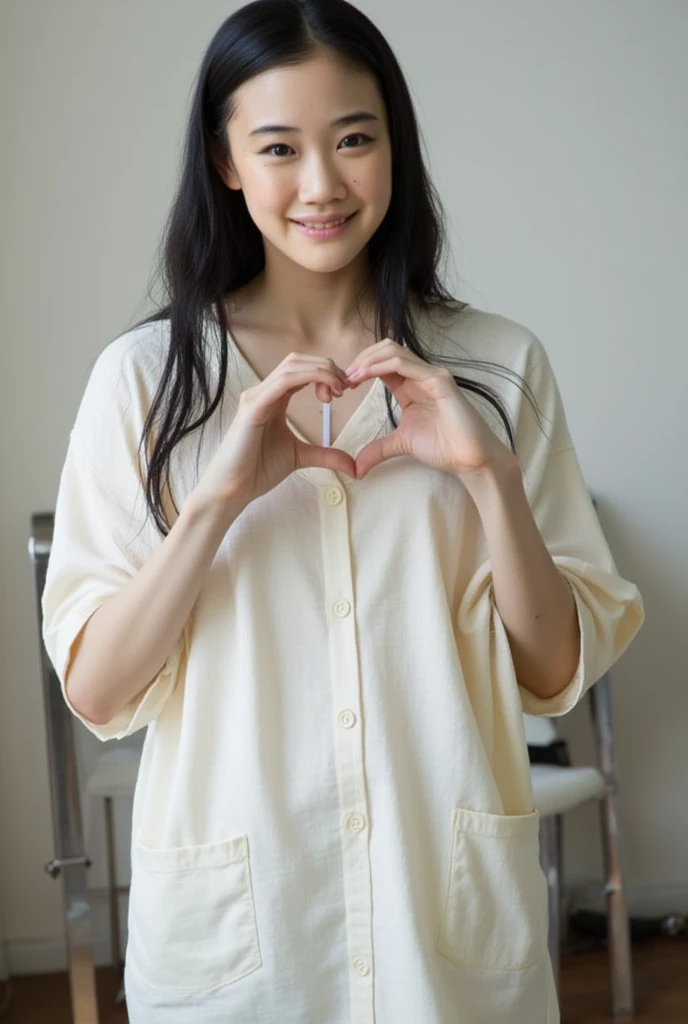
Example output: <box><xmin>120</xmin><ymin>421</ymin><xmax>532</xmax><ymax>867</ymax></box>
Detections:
<box><xmin>298</xmin><ymin>153</ymin><xmax>347</xmax><ymax>203</ymax></box>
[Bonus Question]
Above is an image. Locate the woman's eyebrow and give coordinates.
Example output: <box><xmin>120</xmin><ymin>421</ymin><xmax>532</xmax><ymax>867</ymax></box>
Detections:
<box><xmin>249</xmin><ymin>111</ymin><xmax>380</xmax><ymax>136</ymax></box>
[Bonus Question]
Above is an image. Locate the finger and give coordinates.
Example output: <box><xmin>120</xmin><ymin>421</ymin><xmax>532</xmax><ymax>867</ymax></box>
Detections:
<box><xmin>345</xmin><ymin>337</ymin><xmax>398</xmax><ymax>372</ymax></box>
<box><xmin>295</xmin><ymin>441</ymin><xmax>356</xmax><ymax>478</ymax></box>
<box><xmin>349</xmin><ymin>354</ymin><xmax>430</xmax><ymax>384</ymax></box>
<box><xmin>355</xmin><ymin>432</ymin><xmax>403</xmax><ymax>479</ymax></box>
<box><xmin>281</xmin><ymin>366</ymin><xmax>346</xmax><ymax>393</ymax></box>
<box><xmin>346</xmin><ymin>368</ymin><xmax>408</xmax><ymax>404</ymax></box>
<box><xmin>282</xmin><ymin>354</ymin><xmax>350</xmax><ymax>389</ymax></box>
<box><xmin>345</xmin><ymin>339</ymin><xmax>401</xmax><ymax>377</ymax></box>
<box><xmin>368</xmin><ymin>370</ymin><xmax>407</xmax><ymax>396</ymax></box>
<box><xmin>259</xmin><ymin>367</ymin><xmax>345</xmax><ymax>410</ymax></box>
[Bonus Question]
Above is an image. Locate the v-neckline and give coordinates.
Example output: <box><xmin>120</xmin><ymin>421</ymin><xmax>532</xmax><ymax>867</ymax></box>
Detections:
<box><xmin>224</xmin><ymin>323</ymin><xmax>389</xmax><ymax>458</ymax></box>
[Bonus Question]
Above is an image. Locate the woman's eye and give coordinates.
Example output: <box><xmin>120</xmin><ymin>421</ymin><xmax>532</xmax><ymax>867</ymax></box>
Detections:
<box><xmin>340</xmin><ymin>133</ymin><xmax>372</xmax><ymax>149</ymax></box>
<box><xmin>260</xmin><ymin>134</ymin><xmax>373</xmax><ymax>157</ymax></box>
<box><xmin>261</xmin><ymin>143</ymin><xmax>293</xmax><ymax>157</ymax></box>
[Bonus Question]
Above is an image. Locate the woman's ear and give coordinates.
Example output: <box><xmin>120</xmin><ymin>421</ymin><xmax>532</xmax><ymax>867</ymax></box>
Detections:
<box><xmin>210</xmin><ymin>141</ymin><xmax>242</xmax><ymax>191</ymax></box>
<box><xmin>220</xmin><ymin>162</ymin><xmax>242</xmax><ymax>191</ymax></box>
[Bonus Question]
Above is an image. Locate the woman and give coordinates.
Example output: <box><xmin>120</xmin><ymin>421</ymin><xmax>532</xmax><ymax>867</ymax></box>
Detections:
<box><xmin>41</xmin><ymin>1</ymin><xmax>644</xmax><ymax>1020</ymax></box>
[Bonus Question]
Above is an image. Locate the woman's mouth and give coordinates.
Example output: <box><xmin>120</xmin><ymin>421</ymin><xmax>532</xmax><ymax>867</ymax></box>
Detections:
<box><xmin>291</xmin><ymin>213</ymin><xmax>357</xmax><ymax>238</ymax></box>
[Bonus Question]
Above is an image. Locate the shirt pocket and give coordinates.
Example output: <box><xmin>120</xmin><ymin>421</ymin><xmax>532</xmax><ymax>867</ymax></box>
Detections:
<box><xmin>127</xmin><ymin>830</ymin><xmax>262</xmax><ymax>993</ymax></box>
<box><xmin>437</xmin><ymin>807</ymin><xmax>548</xmax><ymax>971</ymax></box>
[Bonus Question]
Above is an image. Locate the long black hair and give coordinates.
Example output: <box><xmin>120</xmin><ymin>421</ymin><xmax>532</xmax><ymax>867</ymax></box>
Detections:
<box><xmin>129</xmin><ymin>0</ymin><xmax>537</xmax><ymax>535</ymax></box>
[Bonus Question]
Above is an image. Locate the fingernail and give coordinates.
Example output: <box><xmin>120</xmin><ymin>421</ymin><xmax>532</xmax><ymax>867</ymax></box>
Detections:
<box><xmin>346</xmin><ymin>368</ymin><xmax>360</xmax><ymax>379</ymax></box>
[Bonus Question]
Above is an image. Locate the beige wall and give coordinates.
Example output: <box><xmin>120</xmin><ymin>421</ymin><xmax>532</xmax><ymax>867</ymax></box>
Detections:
<box><xmin>1</xmin><ymin>0</ymin><xmax>685</xmax><ymax>971</ymax></box>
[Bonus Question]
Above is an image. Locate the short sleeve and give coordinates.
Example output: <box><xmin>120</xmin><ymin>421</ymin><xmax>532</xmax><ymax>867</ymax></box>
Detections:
<box><xmin>515</xmin><ymin>443</ymin><xmax>644</xmax><ymax>716</ymax></box>
<box><xmin>41</xmin><ymin>331</ymin><xmax>186</xmax><ymax>741</ymax></box>
<box><xmin>457</xmin><ymin>325</ymin><xmax>644</xmax><ymax>718</ymax></box>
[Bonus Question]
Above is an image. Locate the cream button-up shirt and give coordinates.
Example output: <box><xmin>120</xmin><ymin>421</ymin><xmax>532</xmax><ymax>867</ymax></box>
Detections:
<box><xmin>41</xmin><ymin>304</ymin><xmax>644</xmax><ymax>1023</ymax></box>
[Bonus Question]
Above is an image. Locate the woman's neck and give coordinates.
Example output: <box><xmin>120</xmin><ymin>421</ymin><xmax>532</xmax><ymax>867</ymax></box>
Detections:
<box><xmin>230</xmin><ymin>259</ymin><xmax>377</xmax><ymax>349</ymax></box>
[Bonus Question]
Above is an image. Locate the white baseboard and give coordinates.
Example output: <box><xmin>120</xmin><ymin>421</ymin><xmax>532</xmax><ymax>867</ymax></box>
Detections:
<box><xmin>566</xmin><ymin>877</ymin><xmax>688</xmax><ymax>918</ymax></box>
<box><xmin>4</xmin><ymin>882</ymin><xmax>688</xmax><ymax>976</ymax></box>
<box><xmin>5</xmin><ymin>889</ymin><xmax>129</xmax><ymax>976</ymax></box>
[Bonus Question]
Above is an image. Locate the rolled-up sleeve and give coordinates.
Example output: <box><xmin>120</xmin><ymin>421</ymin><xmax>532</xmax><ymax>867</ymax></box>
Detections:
<box><xmin>41</xmin><ymin>337</ymin><xmax>186</xmax><ymax>741</ymax></box>
<box><xmin>457</xmin><ymin>329</ymin><xmax>644</xmax><ymax>718</ymax></box>
<box><xmin>518</xmin><ymin>449</ymin><xmax>644</xmax><ymax>716</ymax></box>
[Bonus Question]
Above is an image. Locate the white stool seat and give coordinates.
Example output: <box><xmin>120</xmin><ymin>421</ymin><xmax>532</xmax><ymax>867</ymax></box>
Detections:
<box><xmin>523</xmin><ymin>713</ymin><xmax>558</xmax><ymax>746</ymax></box>
<box><xmin>85</xmin><ymin>747</ymin><xmax>141</xmax><ymax>797</ymax></box>
<box><xmin>531</xmin><ymin>764</ymin><xmax>605</xmax><ymax>816</ymax></box>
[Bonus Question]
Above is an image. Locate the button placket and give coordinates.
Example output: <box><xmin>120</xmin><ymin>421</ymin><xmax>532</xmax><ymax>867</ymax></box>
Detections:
<box><xmin>333</xmin><ymin>598</ymin><xmax>351</xmax><ymax>618</ymax></box>
<box><xmin>326</xmin><ymin>485</ymin><xmax>344</xmax><ymax>505</ymax></box>
<box><xmin>318</xmin><ymin>483</ymin><xmax>375</xmax><ymax>1020</ymax></box>
<box><xmin>352</xmin><ymin>957</ymin><xmax>371</xmax><ymax>976</ymax></box>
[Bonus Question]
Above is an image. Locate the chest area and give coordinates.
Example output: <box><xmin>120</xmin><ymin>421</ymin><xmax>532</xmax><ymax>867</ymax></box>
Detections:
<box><xmin>285</xmin><ymin>383</ymin><xmax>378</xmax><ymax>447</ymax></box>
<box><xmin>226</xmin><ymin>320</ymin><xmax>380</xmax><ymax>448</ymax></box>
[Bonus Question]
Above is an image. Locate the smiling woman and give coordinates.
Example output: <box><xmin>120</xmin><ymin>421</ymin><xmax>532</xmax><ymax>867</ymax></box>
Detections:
<box><xmin>39</xmin><ymin>1</ymin><xmax>644</xmax><ymax>1023</ymax></box>
<box><xmin>214</xmin><ymin>54</ymin><xmax>393</xmax><ymax>280</ymax></box>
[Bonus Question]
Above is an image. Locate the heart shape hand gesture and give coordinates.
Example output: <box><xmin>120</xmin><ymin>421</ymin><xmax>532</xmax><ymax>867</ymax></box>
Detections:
<box><xmin>191</xmin><ymin>340</ymin><xmax>517</xmax><ymax>521</ymax></box>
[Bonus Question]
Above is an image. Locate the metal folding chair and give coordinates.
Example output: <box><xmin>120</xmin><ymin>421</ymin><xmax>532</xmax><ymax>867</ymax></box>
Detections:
<box><xmin>29</xmin><ymin>512</ymin><xmax>100</xmax><ymax>1023</ymax></box>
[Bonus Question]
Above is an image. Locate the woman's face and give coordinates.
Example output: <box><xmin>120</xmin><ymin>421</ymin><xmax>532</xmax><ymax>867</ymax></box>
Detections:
<box><xmin>220</xmin><ymin>52</ymin><xmax>393</xmax><ymax>275</ymax></box>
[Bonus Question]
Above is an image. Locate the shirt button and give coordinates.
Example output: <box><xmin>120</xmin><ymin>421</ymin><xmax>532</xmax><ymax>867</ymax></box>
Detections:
<box><xmin>338</xmin><ymin>709</ymin><xmax>356</xmax><ymax>729</ymax></box>
<box><xmin>326</xmin><ymin>486</ymin><xmax>343</xmax><ymax>505</ymax></box>
<box><xmin>346</xmin><ymin>812</ymin><xmax>367</xmax><ymax>833</ymax></box>
<box><xmin>333</xmin><ymin>599</ymin><xmax>351</xmax><ymax>618</ymax></box>
<box><xmin>352</xmin><ymin>957</ymin><xmax>370</xmax><ymax>976</ymax></box>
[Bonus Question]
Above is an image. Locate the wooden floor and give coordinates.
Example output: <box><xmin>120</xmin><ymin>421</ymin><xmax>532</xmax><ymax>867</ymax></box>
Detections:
<box><xmin>1</xmin><ymin>937</ymin><xmax>686</xmax><ymax>1022</ymax></box>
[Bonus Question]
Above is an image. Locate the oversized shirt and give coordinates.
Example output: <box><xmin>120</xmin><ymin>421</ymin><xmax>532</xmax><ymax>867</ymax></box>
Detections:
<box><xmin>41</xmin><ymin>302</ymin><xmax>644</xmax><ymax>1024</ymax></box>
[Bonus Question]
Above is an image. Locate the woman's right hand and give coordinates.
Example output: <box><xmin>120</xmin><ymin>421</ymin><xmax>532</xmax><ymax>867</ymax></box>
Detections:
<box><xmin>190</xmin><ymin>352</ymin><xmax>356</xmax><ymax>514</ymax></box>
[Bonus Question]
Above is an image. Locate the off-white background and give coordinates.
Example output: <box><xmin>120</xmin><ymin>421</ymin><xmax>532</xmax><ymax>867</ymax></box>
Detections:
<box><xmin>0</xmin><ymin>0</ymin><xmax>685</xmax><ymax>973</ymax></box>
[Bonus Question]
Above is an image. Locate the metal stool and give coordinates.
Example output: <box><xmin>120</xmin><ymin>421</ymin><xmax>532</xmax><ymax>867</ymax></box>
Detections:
<box><xmin>85</xmin><ymin>746</ymin><xmax>141</xmax><ymax>1001</ymax></box>
<box><xmin>30</xmin><ymin>511</ymin><xmax>140</xmax><ymax>1020</ymax></box>
<box><xmin>526</xmin><ymin>670</ymin><xmax>635</xmax><ymax>1019</ymax></box>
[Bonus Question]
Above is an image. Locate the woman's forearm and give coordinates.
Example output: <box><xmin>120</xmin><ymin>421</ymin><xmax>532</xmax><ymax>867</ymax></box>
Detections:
<box><xmin>461</xmin><ymin>455</ymin><xmax>580</xmax><ymax>700</ymax></box>
<box><xmin>64</xmin><ymin>490</ymin><xmax>247</xmax><ymax>726</ymax></box>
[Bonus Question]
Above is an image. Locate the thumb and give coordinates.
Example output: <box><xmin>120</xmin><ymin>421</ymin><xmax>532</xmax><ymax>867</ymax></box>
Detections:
<box><xmin>355</xmin><ymin>433</ymin><xmax>402</xmax><ymax>479</ymax></box>
<box><xmin>295</xmin><ymin>441</ymin><xmax>357</xmax><ymax>478</ymax></box>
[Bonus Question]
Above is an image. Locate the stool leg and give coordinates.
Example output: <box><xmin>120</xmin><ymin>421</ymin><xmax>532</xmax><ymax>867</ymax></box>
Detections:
<box><xmin>591</xmin><ymin>674</ymin><xmax>634</xmax><ymax>1019</ymax></box>
<box><xmin>540</xmin><ymin>815</ymin><xmax>561</xmax><ymax>993</ymax></box>
<box><xmin>599</xmin><ymin>797</ymin><xmax>634</xmax><ymax>1019</ymax></box>
<box><xmin>555</xmin><ymin>814</ymin><xmax>565</xmax><ymax>950</ymax></box>
<box><xmin>103</xmin><ymin>797</ymin><xmax>122</xmax><ymax>970</ymax></box>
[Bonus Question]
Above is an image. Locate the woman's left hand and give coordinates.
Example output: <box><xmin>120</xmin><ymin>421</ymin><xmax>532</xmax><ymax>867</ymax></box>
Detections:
<box><xmin>345</xmin><ymin>339</ymin><xmax>516</xmax><ymax>482</ymax></box>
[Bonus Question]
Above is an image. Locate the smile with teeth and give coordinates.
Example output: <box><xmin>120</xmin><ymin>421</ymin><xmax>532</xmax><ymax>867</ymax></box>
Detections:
<box><xmin>293</xmin><ymin>215</ymin><xmax>353</xmax><ymax>228</ymax></box>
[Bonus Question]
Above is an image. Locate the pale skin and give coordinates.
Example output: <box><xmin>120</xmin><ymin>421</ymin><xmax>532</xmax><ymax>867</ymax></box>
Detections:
<box><xmin>343</xmin><ymin>341</ymin><xmax>580</xmax><ymax>700</ymax></box>
<box><xmin>214</xmin><ymin>50</ymin><xmax>392</xmax><ymax>445</ymax></box>
<box><xmin>214</xmin><ymin>50</ymin><xmax>579</xmax><ymax>701</ymax></box>
<box><xmin>66</xmin><ymin>50</ymin><xmax>578</xmax><ymax>724</ymax></box>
